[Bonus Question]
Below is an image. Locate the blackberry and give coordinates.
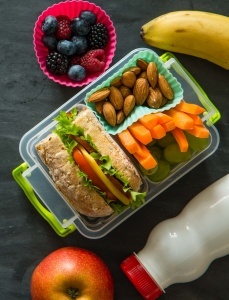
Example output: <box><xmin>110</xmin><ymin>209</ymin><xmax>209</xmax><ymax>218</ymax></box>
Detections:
<box><xmin>88</xmin><ymin>23</ymin><xmax>109</xmax><ymax>49</ymax></box>
<box><xmin>46</xmin><ymin>51</ymin><xmax>69</xmax><ymax>75</ymax></box>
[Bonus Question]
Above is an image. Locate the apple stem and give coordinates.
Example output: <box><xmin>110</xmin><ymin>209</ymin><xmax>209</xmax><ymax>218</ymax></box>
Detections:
<box><xmin>67</xmin><ymin>287</ymin><xmax>80</xmax><ymax>299</ymax></box>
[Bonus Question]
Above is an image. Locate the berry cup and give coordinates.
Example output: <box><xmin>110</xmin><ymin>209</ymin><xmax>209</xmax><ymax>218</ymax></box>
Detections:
<box><xmin>33</xmin><ymin>0</ymin><xmax>116</xmax><ymax>87</ymax></box>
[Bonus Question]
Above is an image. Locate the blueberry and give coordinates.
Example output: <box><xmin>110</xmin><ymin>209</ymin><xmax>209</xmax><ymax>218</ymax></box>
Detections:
<box><xmin>68</xmin><ymin>65</ymin><xmax>86</xmax><ymax>81</ymax></box>
<box><xmin>42</xmin><ymin>34</ymin><xmax>57</xmax><ymax>50</ymax></box>
<box><xmin>57</xmin><ymin>40</ymin><xmax>77</xmax><ymax>56</ymax></box>
<box><xmin>70</xmin><ymin>17</ymin><xmax>91</xmax><ymax>36</ymax></box>
<box><xmin>71</xmin><ymin>35</ymin><xmax>88</xmax><ymax>55</ymax></box>
<box><xmin>79</xmin><ymin>10</ymin><xmax>97</xmax><ymax>25</ymax></box>
<box><xmin>42</xmin><ymin>15</ymin><xmax>58</xmax><ymax>34</ymax></box>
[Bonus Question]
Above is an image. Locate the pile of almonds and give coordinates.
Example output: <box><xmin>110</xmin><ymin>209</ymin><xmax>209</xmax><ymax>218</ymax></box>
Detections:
<box><xmin>87</xmin><ymin>58</ymin><xmax>174</xmax><ymax>127</ymax></box>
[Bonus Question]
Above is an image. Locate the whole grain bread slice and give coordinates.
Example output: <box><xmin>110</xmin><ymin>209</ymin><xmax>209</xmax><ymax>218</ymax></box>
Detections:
<box><xmin>36</xmin><ymin>133</ymin><xmax>114</xmax><ymax>218</ymax></box>
<box><xmin>74</xmin><ymin>108</ymin><xmax>142</xmax><ymax>191</ymax></box>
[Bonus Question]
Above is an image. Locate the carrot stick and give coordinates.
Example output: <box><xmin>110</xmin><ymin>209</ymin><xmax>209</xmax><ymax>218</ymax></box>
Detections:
<box><xmin>185</xmin><ymin>124</ymin><xmax>210</xmax><ymax>138</ymax></box>
<box><xmin>171</xmin><ymin>128</ymin><xmax>189</xmax><ymax>152</ymax></box>
<box><xmin>138</xmin><ymin>113</ymin><xmax>159</xmax><ymax>129</ymax></box>
<box><xmin>175</xmin><ymin>101</ymin><xmax>206</xmax><ymax>115</ymax></box>
<box><xmin>165</xmin><ymin>108</ymin><xmax>194</xmax><ymax>130</ymax></box>
<box><xmin>156</xmin><ymin>112</ymin><xmax>173</xmax><ymax>124</ymax></box>
<box><xmin>161</xmin><ymin>120</ymin><xmax>176</xmax><ymax>132</ymax></box>
<box><xmin>149</xmin><ymin>124</ymin><xmax>166</xmax><ymax>139</ymax></box>
<box><xmin>133</xmin><ymin>144</ymin><xmax>157</xmax><ymax>170</ymax></box>
<box><xmin>186</xmin><ymin>113</ymin><xmax>204</xmax><ymax>126</ymax></box>
<box><xmin>117</xmin><ymin>129</ymin><xmax>142</xmax><ymax>154</ymax></box>
<box><xmin>128</xmin><ymin>121</ymin><xmax>153</xmax><ymax>145</ymax></box>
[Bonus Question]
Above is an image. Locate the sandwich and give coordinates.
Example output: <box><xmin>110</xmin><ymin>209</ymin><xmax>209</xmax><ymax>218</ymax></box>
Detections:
<box><xmin>35</xmin><ymin>107</ymin><xmax>146</xmax><ymax>218</ymax></box>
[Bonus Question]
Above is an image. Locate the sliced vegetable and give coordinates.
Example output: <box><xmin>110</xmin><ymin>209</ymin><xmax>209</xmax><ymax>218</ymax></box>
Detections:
<box><xmin>117</xmin><ymin>128</ymin><xmax>142</xmax><ymax>154</ymax></box>
<box><xmin>78</xmin><ymin>144</ymin><xmax>130</xmax><ymax>205</ymax></box>
<box><xmin>156</xmin><ymin>112</ymin><xmax>173</xmax><ymax>124</ymax></box>
<box><xmin>138</xmin><ymin>113</ymin><xmax>159</xmax><ymax>129</ymax></box>
<box><xmin>149</xmin><ymin>123</ymin><xmax>166</xmax><ymax>139</ymax></box>
<box><xmin>185</xmin><ymin>124</ymin><xmax>210</xmax><ymax>138</ymax></box>
<box><xmin>72</xmin><ymin>147</ymin><xmax>117</xmax><ymax>200</ymax></box>
<box><xmin>161</xmin><ymin>120</ymin><xmax>176</xmax><ymax>132</ymax></box>
<box><xmin>128</xmin><ymin>121</ymin><xmax>153</xmax><ymax>145</ymax></box>
<box><xmin>186</xmin><ymin>113</ymin><xmax>204</xmax><ymax>126</ymax></box>
<box><xmin>165</xmin><ymin>108</ymin><xmax>194</xmax><ymax>130</ymax></box>
<box><xmin>171</xmin><ymin>127</ymin><xmax>189</xmax><ymax>152</ymax></box>
<box><xmin>133</xmin><ymin>143</ymin><xmax>157</xmax><ymax>170</ymax></box>
<box><xmin>175</xmin><ymin>101</ymin><xmax>206</xmax><ymax>115</ymax></box>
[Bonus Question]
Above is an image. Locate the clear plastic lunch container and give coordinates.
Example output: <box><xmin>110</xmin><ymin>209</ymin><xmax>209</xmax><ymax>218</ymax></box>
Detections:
<box><xmin>12</xmin><ymin>48</ymin><xmax>221</xmax><ymax>239</ymax></box>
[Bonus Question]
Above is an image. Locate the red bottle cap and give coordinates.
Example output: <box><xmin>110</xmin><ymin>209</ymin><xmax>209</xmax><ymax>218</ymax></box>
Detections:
<box><xmin>120</xmin><ymin>254</ymin><xmax>163</xmax><ymax>300</ymax></box>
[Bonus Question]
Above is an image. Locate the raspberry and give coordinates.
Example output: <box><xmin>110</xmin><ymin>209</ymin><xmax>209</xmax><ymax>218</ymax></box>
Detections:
<box><xmin>55</xmin><ymin>15</ymin><xmax>71</xmax><ymax>40</ymax></box>
<box><xmin>70</xmin><ymin>54</ymin><xmax>82</xmax><ymax>66</ymax></box>
<box><xmin>80</xmin><ymin>49</ymin><xmax>106</xmax><ymax>72</ymax></box>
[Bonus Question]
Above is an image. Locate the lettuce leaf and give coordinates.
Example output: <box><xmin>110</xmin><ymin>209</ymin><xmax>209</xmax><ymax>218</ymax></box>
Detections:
<box><xmin>53</xmin><ymin>108</ymin><xmax>146</xmax><ymax>211</ymax></box>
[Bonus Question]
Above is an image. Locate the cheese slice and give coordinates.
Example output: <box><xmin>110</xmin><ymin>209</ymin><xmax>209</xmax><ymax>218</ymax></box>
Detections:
<box><xmin>78</xmin><ymin>145</ymin><xmax>130</xmax><ymax>205</ymax></box>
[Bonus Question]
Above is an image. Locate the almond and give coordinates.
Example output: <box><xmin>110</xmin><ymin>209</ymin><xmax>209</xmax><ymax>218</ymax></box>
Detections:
<box><xmin>147</xmin><ymin>62</ymin><xmax>158</xmax><ymax>88</ymax></box>
<box><xmin>146</xmin><ymin>87</ymin><xmax>162</xmax><ymax>108</ymax></box>
<box><xmin>136</xmin><ymin>58</ymin><xmax>149</xmax><ymax>71</ymax></box>
<box><xmin>103</xmin><ymin>102</ymin><xmax>117</xmax><ymax>127</ymax></box>
<box><xmin>124</xmin><ymin>66</ymin><xmax>141</xmax><ymax>75</ymax></box>
<box><xmin>123</xmin><ymin>95</ymin><xmax>135</xmax><ymax>116</ymax></box>
<box><xmin>87</xmin><ymin>88</ymin><xmax>110</xmax><ymax>103</ymax></box>
<box><xmin>158</xmin><ymin>74</ymin><xmax>174</xmax><ymax>100</ymax></box>
<box><xmin>119</xmin><ymin>85</ymin><xmax>132</xmax><ymax>98</ymax></box>
<box><xmin>109</xmin><ymin>86</ymin><xmax>124</xmax><ymax>110</ymax></box>
<box><xmin>110</xmin><ymin>76</ymin><xmax>122</xmax><ymax>87</ymax></box>
<box><xmin>95</xmin><ymin>100</ymin><xmax>105</xmax><ymax>115</ymax></box>
<box><xmin>133</xmin><ymin>78</ymin><xmax>149</xmax><ymax>106</ymax></box>
<box><xmin>121</xmin><ymin>71</ymin><xmax>136</xmax><ymax>88</ymax></box>
<box><xmin>138</xmin><ymin>71</ymin><xmax>147</xmax><ymax>80</ymax></box>
<box><xmin>116</xmin><ymin>110</ymin><xmax>125</xmax><ymax>124</ymax></box>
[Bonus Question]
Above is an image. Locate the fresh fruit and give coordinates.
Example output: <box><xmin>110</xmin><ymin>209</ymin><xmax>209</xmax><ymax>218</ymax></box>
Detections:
<box><xmin>79</xmin><ymin>10</ymin><xmax>97</xmax><ymax>25</ymax></box>
<box><xmin>55</xmin><ymin>15</ymin><xmax>72</xmax><ymax>40</ymax></box>
<box><xmin>46</xmin><ymin>51</ymin><xmax>69</xmax><ymax>75</ymax></box>
<box><xmin>116</xmin><ymin>99</ymin><xmax>210</xmax><ymax>181</ymax></box>
<box><xmin>81</xmin><ymin>49</ymin><xmax>106</xmax><ymax>72</ymax></box>
<box><xmin>41</xmin><ymin>34</ymin><xmax>57</xmax><ymax>50</ymax></box>
<box><xmin>70</xmin><ymin>54</ymin><xmax>82</xmax><ymax>66</ymax></box>
<box><xmin>140</xmin><ymin>11</ymin><xmax>229</xmax><ymax>69</ymax></box>
<box><xmin>70</xmin><ymin>17</ymin><xmax>91</xmax><ymax>35</ymax></box>
<box><xmin>71</xmin><ymin>35</ymin><xmax>88</xmax><ymax>54</ymax></box>
<box><xmin>164</xmin><ymin>143</ymin><xmax>192</xmax><ymax>164</ymax></box>
<box><xmin>68</xmin><ymin>65</ymin><xmax>86</xmax><ymax>81</ymax></box>
<box><xmin>30</xmin><ymin>247</ymin><xmax>114</xmax><ymax>300</ymax></box>
<box><xmin>148</xmin><ymin>159</ymin><xmax>170</xmax><ymax>182</ymax></box>
<box><xmin>40</xmin><ymin>10</ymin><xmax>110</xmax><ymax>82</ymax></box>
<box><xmin>88</xmin><ymin>23</ymin><xmax>109</xmax><ymax>49</ymax></box>
<box><xmin>184</xmin><ymin>131</ymin><xmax>210</xmax><ymax>151</ymax></box>
<box><xmin>57</xmin><ymin>40</ymin><xmax>77</xmax><ymax>56</ymax></box>
<box><xmin>42</xmin><ymin>15</ymin><xmax>58</xmax><ymax>34</ymax></box>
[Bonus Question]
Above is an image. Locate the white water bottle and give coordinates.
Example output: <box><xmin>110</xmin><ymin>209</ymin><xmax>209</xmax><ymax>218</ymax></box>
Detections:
<box><xmin>121</xmin><ymin>174</ymin><xmax>229</xmax><ymax>299</ymax></box>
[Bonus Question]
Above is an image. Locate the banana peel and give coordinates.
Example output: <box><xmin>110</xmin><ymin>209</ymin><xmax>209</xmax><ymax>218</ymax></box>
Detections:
<box><xmin>140</xmin><ymin>11</ymin><xmax>229</xmax><ymax>69</ymax></box>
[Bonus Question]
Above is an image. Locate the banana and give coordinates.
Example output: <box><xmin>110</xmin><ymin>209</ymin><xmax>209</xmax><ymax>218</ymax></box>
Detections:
<box><xmin>140</xmin><ymin>11</ymin><xmax>229</xmax><ymax>69</ymax></box>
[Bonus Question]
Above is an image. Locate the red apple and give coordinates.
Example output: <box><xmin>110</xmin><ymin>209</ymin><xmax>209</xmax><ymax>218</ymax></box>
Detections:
<box><xmin>30</xmin><ymin>246</ymin><xmax>114</xmax><ymax>300</ymax></box>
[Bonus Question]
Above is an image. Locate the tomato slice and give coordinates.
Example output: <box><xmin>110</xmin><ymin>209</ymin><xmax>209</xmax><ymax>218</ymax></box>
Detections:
<box><xmin>72</xmin><ymin>147</ymin><xmax>117</xmax><ymax>200</ymax></box>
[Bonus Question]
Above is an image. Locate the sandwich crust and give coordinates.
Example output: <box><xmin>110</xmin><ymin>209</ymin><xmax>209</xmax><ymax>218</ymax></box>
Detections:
<box><xmin>74</xmin><ymin>108</ymin><xmax>142</xmax><ymax>191</ymax></box>
<box><xmin>36</xmin><ymin>133</ymin><xmax>114</xmax><ymax>218</ymax></box>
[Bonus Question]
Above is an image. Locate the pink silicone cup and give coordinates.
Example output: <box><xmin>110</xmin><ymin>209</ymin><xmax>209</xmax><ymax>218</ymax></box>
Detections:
<box><xmin>33</xmin><ymin>0</ymin><xmax>116</xmax><ymax>87</ymax></box>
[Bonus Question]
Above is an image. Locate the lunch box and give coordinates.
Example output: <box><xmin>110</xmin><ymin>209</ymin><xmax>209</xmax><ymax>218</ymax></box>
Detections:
<box><xmin>12</xmin><ymin>48</ymin><xmax>221</xmax><ymax>239</ymax></box>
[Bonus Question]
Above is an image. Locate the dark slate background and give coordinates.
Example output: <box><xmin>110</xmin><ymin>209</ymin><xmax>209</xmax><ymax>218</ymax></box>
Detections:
<box><xmin>1</xmin><ymin>0</ymin><xmax>229</xmax><ymax>299</ymax></box>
